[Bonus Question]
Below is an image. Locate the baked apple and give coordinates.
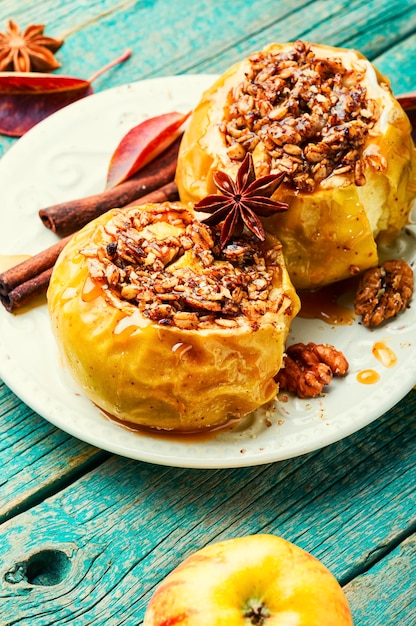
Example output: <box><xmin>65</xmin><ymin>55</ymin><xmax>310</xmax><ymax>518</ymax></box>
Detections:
<box><xmin>143</xmin><ymin>534</ymin><xmax>354</xmax><ymax>625</ymax></box>
<box><xmin>48</xmin><ymin>201</ymin><xmax>299</xmax><ymax>432</ymax></box>
<box><xmin>176</xmin><ymin>40</ymin><xmax>416</xmax><ymax>289</ymax></box>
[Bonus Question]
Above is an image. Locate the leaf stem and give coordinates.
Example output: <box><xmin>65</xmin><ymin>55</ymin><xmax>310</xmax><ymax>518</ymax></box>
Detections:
<box><xmin>88</xmin><ymin>48</ymin><xmax>132</xmax><ymax>84</ymax></box>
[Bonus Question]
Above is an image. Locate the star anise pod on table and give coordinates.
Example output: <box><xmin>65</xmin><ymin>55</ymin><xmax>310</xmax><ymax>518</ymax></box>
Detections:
<box><xmin>0</xmin><ymin>20</ymin><xmax>64</xmax><ymax>72</ymax></box>
<box><xmin>195</xmin><ymin>153</ymin><xmax>288</xmax><ymax>247</ymax></box>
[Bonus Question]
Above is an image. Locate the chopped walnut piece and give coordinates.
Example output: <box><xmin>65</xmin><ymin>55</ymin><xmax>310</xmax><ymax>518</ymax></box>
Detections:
<box><xmin>354</xmin><ymin>260</ymin><xmax>414</xmax><ymax>327</ymax></box>
<box><xmin>275</xmin><ymin>342</ymin><xmax>349</xmax><ymax>398</ymax></box>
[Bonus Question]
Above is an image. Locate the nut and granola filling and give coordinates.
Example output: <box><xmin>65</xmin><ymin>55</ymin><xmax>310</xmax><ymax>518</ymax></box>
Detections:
<box><xmin>79</xmin><ymin>203</ymin><xmax>294</xmax><ymax>331</ymax></box>
<box><xmin>176</xmin><ymin>41</ymin><xmax>416</xmax><ymax>290</ymax></box>
<box><xmin>221</xmin><ymin>40</ymin><xmax>379</xmax><ymax>191</ymax></box>
<box><xmin>48</xmin><ymin>201</ymin><xmax>300</xmax><ymax>430</ymax></box>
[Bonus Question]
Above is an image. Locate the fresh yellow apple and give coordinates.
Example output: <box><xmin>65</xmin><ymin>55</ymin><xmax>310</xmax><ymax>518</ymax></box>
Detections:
<box><xmin>143</xmin><ymin>534</ymin><xmax>353</xmax><ymax>625</ymax></box>
<box><xmin>176</xmin><ymin>41</ymin><xmax>416</xmax><ymax>289</ymax></box>
<box><xmin>48</xmin><ymin>202</ymin><xmax>299</xmax><ymax>432</ymax></box>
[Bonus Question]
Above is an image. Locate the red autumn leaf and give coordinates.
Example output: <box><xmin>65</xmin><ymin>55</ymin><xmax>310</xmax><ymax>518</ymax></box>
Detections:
<box><xmin>0</xmin><ymin>73</ymin><xmax>92</xmax><ymax>136</ymax></box>
<box><xmin>0</xmin><ymin>49</ymin><xmax>131</xmax><ymax>137</ymax></box>
<box><xmin>105</xmin><ymin>110</ymin><xmax>191</xmax><ymax>189</ymax></box>
<box><xmin>397</xmin><ymin>92</ymin><xmax>416</xmax><ymax>111</ymax></box>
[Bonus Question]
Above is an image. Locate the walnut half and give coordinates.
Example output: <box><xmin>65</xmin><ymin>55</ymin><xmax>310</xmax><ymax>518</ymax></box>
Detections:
<box><xmin>275</xmin><ymin>342</ymin><xmax>349</xmax><ymax>398</ymax></box>
<box><xmin>354</xmin><ymin>260</ymin><xmax>414</xmax><ymax>327</ymax></box>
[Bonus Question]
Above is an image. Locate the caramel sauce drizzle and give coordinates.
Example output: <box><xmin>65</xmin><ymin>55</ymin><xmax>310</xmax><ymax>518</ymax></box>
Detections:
<box><xmin>356</xmin><ymin>341</ymin><xmax>397</xmax><ymax>385</ymax></box>
<box><xmin>298</xmin><ymin>281</ymin><xmax>400</xmax><ymax>386</ymax></box>
<box><xmin>102</xmin><ymin>409</ymin><xmax>241</xmax><ymax>443</ymax></box>
<box><xmin>81</xmin><ymin>276</ymin><xmax>102</xmax><ymax>302</ymax></box>
<box><xmin>298</xmin><ymin>278</ymin><xmax>357</xmax><ymax>326</ymax></box>
<box><xmin>372</xmin><ymin>340</ymin><xmax>397</xmax><ymax>368</ymax></box>
<box><xmin>356</xmin><ymin>369</ymin><xmax>380</xmax><ymax>385</ymax></box>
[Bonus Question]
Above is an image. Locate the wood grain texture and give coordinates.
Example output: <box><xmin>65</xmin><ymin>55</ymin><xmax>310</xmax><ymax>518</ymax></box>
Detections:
<box><xmin>345</xmin><ymin>534</ymin><xmax>416</xmax><ymax>624</ymax></box>
<box><xmin>0</xmin><ymin>382</ymin><xmax>109</xmax><ymax>524</ymax></box>
<box><xmin>376</xmin><ymin>33</ymin><xmax>416</xmax><ymax>94</ymax></box>
<box><xmin>0</xmin><ymin>0</ymin><xmax>414</xmax><ymax>159</ymax></box>
<box><xmin>0</xmin><ymin>1</ymin><xmax>415</xmax><ymax>623</ymax></box>
<box><xmin>0</xmin><ymin>396</ymin><xmax>414</xmax><ymax>624</ymax></box>
<box><xmin>184</xmin><ymin>0</ymin><xmax>416</xmax><ymax>96</ymax></box>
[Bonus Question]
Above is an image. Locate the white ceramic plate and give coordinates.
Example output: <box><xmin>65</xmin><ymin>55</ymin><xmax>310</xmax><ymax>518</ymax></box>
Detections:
<box><xmin>0</xmin><ymin>75</ymin><xmax>415</xmax><ymax>468</ymax></box>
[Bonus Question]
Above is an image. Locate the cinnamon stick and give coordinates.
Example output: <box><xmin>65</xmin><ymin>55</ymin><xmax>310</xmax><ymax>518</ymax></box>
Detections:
<box><xmin>0</xmin><ymin>235</ymin><xmax>72</xmax><ymax>297</ymax></box>
<box><xmin>0</xmin><ymin>181</ymin><xmax>179</xmax><ymax>312</ymax></box>
<box><xmin>0</xmin><ymin>268</ymin><xmax>54</xmax><ymax>312</ymax></box>
<box><xmin>39</xmin><ymin>135</ymin><xmax>182</xmax><ymax>237</ymax></box>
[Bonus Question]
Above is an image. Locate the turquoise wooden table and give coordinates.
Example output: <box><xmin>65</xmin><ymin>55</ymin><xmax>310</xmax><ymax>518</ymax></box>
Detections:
<box><xmin>0</xmin><ymin>1</ymin><xmax>415</xmax><ymax>624</ymax></box>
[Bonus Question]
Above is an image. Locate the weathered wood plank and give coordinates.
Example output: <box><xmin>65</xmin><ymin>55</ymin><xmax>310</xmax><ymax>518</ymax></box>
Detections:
<box><xmin>53</xmin><ymin>0</ymin><xmax>416</xmax><ymax>85</ymax></box>
<box><xmin>0</xmin><ymin>382</ymin><xmax>109</xmax><ymax>524</ymax></box>
<box><xmin>0</xmin><ymin>0</ymin><xmax>414</xmax><ymax>160</ymax></box>
<box><xmin>0</xmin><ymin>0</ymin><xmax>311</xmax><ymax>84</ymax></box>
<box><xmin>375</xmin><ymin>33</ymin><xmax>416</xmax><ymax>94</ymax></box>
<box><xmin>186</xmin><ymin>0</ymin><xmax>416</xmax><ymax>96</ymax></box>
<box><xmin>304</xmin><ymin>0</ymin><xmax>416</xmax><ymax>57</ymax></box>
<box><xmin>0</xmin><ymin>0</ymin><xmax>413</xmax><ymax>526</ymax></box>
<box><xmin>0</xmin><ymin>394</ymin><xmax>414</xmax><ymax>624</ymax></box>
<box><xmin>0</xmin><ymin>0</ymin><xmax>137</xmax><ymax>32</ymax></box>
<box><xmin>0</xmin><ymin>0</ymin><xmax>311</xmax><ymax>157</ymax></box>
<box><xmin>0</xmin><ymin>2</ymin><xmax>415</xmax><ymax>624</ymax></box>
<box><xmin>345</xmin><ymin>534</ymin><xmax>416</xmax><ymax>624</ymax></box>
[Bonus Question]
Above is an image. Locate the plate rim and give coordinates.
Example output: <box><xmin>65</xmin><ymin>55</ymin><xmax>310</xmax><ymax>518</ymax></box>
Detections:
<box><xmin>0</xmin><ymin>73</ymin><xmax>415</xmax><ymax>468</ymax></box>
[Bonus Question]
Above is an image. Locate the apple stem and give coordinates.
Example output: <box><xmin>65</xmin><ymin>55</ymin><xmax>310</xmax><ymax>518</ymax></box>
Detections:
<box><xmin>88</xmin><ymin>48</ymin><xmax>132</xmax><ymax>84</ymax></box>
<box><xmin>244</xmin><ymin>600</ymin><xmax>269</xmax><ymax>625</ymax></box>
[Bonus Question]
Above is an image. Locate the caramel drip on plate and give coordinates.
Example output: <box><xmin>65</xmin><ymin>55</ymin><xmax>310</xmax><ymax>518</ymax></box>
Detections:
<box><xmin>357</xmin><ymin>341</ymin><xmax>397</xmax><ymax>384</ymax></box>
<box><xmin>356</xmin><ymin>369</ymin><xmax>380</xmax><ymax>385</ymax></box>
<box><xmin>372</xmin><ymin>341</ymin><xmax>397</xmax><ymax>368</ymax></box>
<box><xmin>298</xmin><ymin>279</ymin><xmax>357</xmax><ymax>325</ymax></box>
<box><xmin>101</xmin><ymin>408</ymin><xmax>240</xmax><ymax>443</ymax></box>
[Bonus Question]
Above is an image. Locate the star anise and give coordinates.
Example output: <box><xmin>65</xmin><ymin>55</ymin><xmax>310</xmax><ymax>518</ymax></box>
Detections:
<box><xmin>0</xmin><ymin>20</ymin><xmax>64</xmax><ymax>72</ymax></box>
<box><xmin>195</xmin><ymin>153</ymin><xmax>288</xmax><ymax>247</ymax></box>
